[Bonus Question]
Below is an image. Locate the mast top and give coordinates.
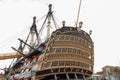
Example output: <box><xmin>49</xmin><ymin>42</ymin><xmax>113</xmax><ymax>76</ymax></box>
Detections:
<box><xmin>30</xmin><ymin>16</ymin><xmax>37</xmax><ymax>31</ymax></box>
<box><xmin>48</xmin><ymin>4</ymin><xmax>52</xmax><ymax>15</ymax></box>
<box><xmin>33</xmin><ymin>16</ymin><xmax>36</xmax><ymax>23</ymax></box>
<box><xmin>33</xmin><ymin>16</ymin><xmax>36</xmax><ymax>25</ymax></box>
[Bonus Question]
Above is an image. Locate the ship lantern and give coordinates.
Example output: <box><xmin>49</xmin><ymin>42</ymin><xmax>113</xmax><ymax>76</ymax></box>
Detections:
<box><xmin>79</xmin><ymin>21</ymin><xmax>83</xmax><ymax>28</ymax></box>
<box><xmin>89</xmin><ymin>30</ymin><xmax>92</xmax><ymax>35</ymax></box>
<box><xmin>62</xmin><ymin>21</ymin><xmax>66</xmax><ymax>27</ymax></box>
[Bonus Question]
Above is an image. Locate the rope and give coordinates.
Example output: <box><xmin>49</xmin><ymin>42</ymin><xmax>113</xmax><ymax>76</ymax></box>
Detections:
<box><xmin>53</xmin><ymin>15</ymin><xmax>61</xmax><ymax>28</ymax></box>
<box><xmin>36</xmin><ymin>15</ymin><xmax>46</xmax><ymax>23</ymax></box>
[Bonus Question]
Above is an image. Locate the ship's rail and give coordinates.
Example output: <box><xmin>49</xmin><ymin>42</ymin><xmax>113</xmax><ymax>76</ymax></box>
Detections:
<box><xmin>0</xmin><ymin>74</ymin><xmax>7</xmax><ymax>80</ymax></box>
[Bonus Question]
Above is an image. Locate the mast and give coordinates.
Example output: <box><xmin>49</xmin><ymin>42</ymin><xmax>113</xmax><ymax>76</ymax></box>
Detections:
<box><xmin>76</xmin><ymin>0</ymin><xmax>82</xmax><ymax>27</ymax></box>
<box><xmin>38</xmin><ymin>4</ymin><xmax>58</xmax><ymax>39</ymax></box>
<box><xmin>30</xmin><ymin>16</ymin><xmax>38</xmax><ymax>47</ymax></box>
<box><xmin>47</xmin><ymin>4</ymin><xmax>52</xmax><ymax>38</ymax></box>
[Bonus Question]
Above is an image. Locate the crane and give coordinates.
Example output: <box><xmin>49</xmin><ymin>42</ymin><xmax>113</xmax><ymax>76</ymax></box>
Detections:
<box><xmin>0</xmin><ymin>52</ymin><xmax>27</xmax><ymax>60</ymax></box>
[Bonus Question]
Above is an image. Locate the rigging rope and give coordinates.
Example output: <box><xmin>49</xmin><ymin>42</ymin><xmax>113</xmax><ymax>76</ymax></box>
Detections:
<box><xmin>51</xmin><ymin>14</ymin><xmax>59</xmax><ymax>29</ymax></box>
<box><xmin>36</xmin><ymin>15</ymin><xmax>47</xmax><ymax>23</ymax></box>
<box><xmin>53</xmin><ymin>15</ymin><xmax>61</xmax><ymax>28</ymax></box>
<box><xmin>0</xmin><ymin>14</ymin><xmax>47</xmax><ymax>53</ymax></box>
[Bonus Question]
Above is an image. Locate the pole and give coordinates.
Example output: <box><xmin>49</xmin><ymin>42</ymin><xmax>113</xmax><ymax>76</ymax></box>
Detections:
<box><xmin>76</xmin><ymin>0</ymin><xmax>82</xmax><ymax>27</ymax></box>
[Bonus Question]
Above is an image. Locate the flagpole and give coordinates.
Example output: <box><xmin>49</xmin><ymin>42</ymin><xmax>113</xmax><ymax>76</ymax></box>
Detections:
<box><xmin>76</xmin><ymin>0</ymin><xmax>82</xmax><ymax>27</ymax></box>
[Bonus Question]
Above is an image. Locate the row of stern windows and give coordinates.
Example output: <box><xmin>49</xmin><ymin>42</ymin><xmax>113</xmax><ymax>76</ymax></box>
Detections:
<box><xmin>54</xmin><ymin>35</ymin><xmax>93</xmax><ymax>50</ymax></box>
<box><xmin>50</xmin><ymin>48</ymin><xmax>93</xmax><ymax>59</ymax></box>
<box><xmin>44</xmin><ymin>61</ymin><xmax>93</xmax><ymax>70</ymax></box>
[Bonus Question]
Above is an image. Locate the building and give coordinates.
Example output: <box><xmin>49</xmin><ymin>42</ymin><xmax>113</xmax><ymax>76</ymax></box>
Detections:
<box><xmin>96</xmin><ymin>65</ymin><xmax>120</xmax><ymax>80</ymax></box>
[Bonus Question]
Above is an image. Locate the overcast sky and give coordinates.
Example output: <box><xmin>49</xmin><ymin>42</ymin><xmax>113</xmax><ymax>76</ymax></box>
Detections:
<box><xmin>0</xmin><ymin>0</ymin><xmax>120</xmax><ymax>73</ymax></box>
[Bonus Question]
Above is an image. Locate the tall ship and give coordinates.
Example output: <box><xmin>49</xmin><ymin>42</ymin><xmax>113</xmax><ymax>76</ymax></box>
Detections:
<box><xmin>0</xmin><ymin>2</ymin><xmax>94</xmax><ymax>80</ymax></box>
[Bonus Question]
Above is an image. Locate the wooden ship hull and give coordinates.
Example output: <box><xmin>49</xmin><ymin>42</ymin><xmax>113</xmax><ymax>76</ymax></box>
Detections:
<box><xmin>6</xmin><ymin>4</ymin><xmax>94</xmax><ymax>80</ymax></box>
<box><xmin>35</xmin><ymin>26</ymin><xmax>94</xmax><ymax>80</ymax></box>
